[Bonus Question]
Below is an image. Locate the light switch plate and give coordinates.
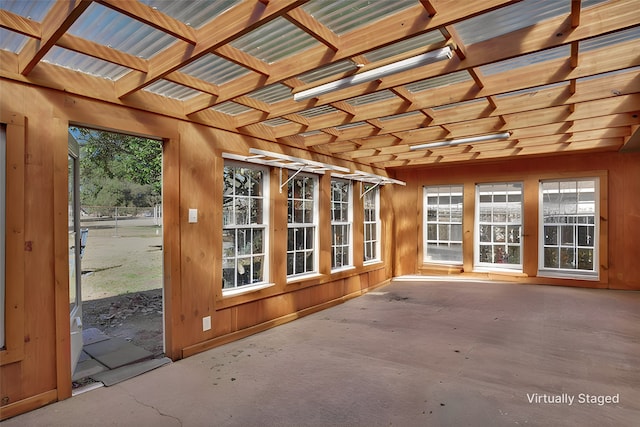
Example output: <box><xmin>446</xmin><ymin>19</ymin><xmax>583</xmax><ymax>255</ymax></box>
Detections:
<box><xmin>188</xmin><ymin>208</ymin><xmax>198</xmax><ymax>223</ymax></box>
<box><xmin>202</xmin><ymin>316</ymin><xmax>211</xmax><ymax>331</ymax></box>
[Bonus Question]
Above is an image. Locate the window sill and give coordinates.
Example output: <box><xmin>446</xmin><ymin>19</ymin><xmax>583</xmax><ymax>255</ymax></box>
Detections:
<box><xmin>222</xmin><ymin>282</ymin><xmax>275</xmax><ymax>298</ymax></box>
<box><xmin>331</xmin><ymin>266</ymin><xmax>355</xmax><ymax>274</ymax></box>
<box><xmin>287</xmin><ymin>272</ymin><xmax>324</xmax><ymax>284</ymax></box>
<box><xmin>538</xmin><ymin>270</ymin><xmax>599</xmax><ymax>281</ymax></box>
<box><xmin>363</xmin><ymin>260</ymin><xmax>383</xmax><ymax>267</ymax></box>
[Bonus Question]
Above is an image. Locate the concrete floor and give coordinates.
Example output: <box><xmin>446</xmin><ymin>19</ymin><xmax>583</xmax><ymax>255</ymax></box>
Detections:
<box><xmin>5</xmin><ymin>278</ymin><xmax>640</xmax><ymax>427</ymax></box>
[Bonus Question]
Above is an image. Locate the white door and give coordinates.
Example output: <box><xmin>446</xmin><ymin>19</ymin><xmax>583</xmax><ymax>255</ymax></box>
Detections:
<box><xmin>69</xmin><ymin>134</ymin><xmax>83</xmax><ymax>373</ymax></box>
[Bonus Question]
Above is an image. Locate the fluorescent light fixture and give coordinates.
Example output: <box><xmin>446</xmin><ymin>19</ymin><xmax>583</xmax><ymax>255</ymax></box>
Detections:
<box><xmin>409</xmin><ymin>131</ymin><xmax>512</xmax><ymax>151</ymax></box>
<box><xmin>293</xmin><ymin>46</ymin><xmax>453</xmax><ymax>101</ymax></box>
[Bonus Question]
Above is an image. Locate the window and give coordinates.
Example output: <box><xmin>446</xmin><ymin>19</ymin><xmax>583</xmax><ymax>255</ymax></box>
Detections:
<box><xmin>423</xmin><ymin>185</ymin><xmax>463</xmax><ymax>263</ymax></box>
<box><xmin>363</xmin><ymin>184</ymin><xmax>381</xmax><ymax>263</ymax></box>
<box><xmin>222</xmin><ymin>163</ymin><xmax>268</xmax><ymax>291</ymax></box>
<box><xmin>287</xmin><ymin>174</ymin><xmax>318</xmax><ymax>277</ymax></box>
<box><xmin>539</xmin><ymin>179</ymin><xmax>598</xmax><ymax>278</ymax></box>
<box><xmin>476</xmin><ymin>182</ymin><xmax>523</xmax><ymax>270</ymax></box>
<box><xmin>331</xmin><ymin>178</ymin><xmax>352</xmax><ymax>270</ymax></box>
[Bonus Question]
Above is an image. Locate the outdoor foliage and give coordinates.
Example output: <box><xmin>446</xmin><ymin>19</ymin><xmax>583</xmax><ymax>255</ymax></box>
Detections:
<box><xmin>72</xmin><ymin>127</ymin><xmax>162</xmax><ymax>208</ymax></box>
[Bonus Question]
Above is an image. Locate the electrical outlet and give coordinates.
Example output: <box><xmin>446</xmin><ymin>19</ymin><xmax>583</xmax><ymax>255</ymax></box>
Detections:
<box><xmin>202</xmin><ymin>316</ymin><xmax>211</xmax><ymax>331</ymax></box>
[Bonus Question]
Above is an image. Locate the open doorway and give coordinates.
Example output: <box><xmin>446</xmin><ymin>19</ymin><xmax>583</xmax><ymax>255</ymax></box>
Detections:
<box><xmin>69</xmin><ymin>126</ymin><xmax>167</xmax><ymax>390</ymax></box>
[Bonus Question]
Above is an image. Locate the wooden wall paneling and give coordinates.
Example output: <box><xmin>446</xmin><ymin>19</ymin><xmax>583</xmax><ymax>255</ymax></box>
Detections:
<box><xmin>391</xmin><ymin>181</ymin><xmax>419</xmax><ymax>276</ymax></box>
<box><xmin>617</xmin><ymin>153</ymin><xmax>640</xmax><ymax>289</ymax></box>
<box><xmin>0</xmin><ymin>113</ymin><xmax>25</xmax><ymax>367</ymax></box>
<box><xmin>22</xmin><ymin>100</ymin><xmax>57</xmax><ymax>400</ymax></box>
<box><xmin>318</xmin><ymin>172</ymin><xmax>331</xmax><ymax>275</ymax></box>
<box><xmin>415</xmin><ymin>183</ymin><xmax>424</xmax><ymax>269</ymax></box>
<box><xmin>163</xmin><ymin>134</ymin><xmax>182</xmax><ymax>360</ymax></box>
<box><xmin>178</xmin><ymin>128</ymin><xmax>217</xmax><ymax>350</ymax></box>
<box><xmin>351</xmin><ymin>181</ymin><xmax>364</xmax><ymax>269</ymax></box>
<box><xmin>270</xmin><ymin>167</ymin><xmax>287</xmax><ymax>287</ymax></box>
<box><xmin>599</xmin><ymin>171</ymin><xmax>609</xmax><ymax>287</ymax></box>
<box><xmin>380</xmin><ymin>185</ymin><xmax>394</xmax><ymax>279</ymax></box>
<box><xmin>52</xmin><ymin>117</ymin><xmax>71</xmax><ymax>400</ymax></box>
<box><xmin>344</xmin><ymin>275</ymin><xmax>361</xmax><ymax>295</ymax></box>
<box><xmin>463</xmin><ymin>182</ymin><xmax>476</xmax><ymax>273</ymax></box>
<box><xmin>522</xmin><ymin>177</ymin><xmax>539</xmax><ymax>277</ymax></box>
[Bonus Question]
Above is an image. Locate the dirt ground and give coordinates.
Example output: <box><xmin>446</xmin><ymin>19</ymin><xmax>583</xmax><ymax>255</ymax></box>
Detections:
<box><xmin>79</xmin><ymin>217</ymin><xmax>164</xmax><ymax>356</ymax></box>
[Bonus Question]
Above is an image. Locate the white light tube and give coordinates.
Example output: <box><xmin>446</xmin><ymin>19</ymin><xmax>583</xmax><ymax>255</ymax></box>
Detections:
<box><xmin>293</xmin><ymin>46</ymin><xmax>453</xmax><ymax>101</ymax></box>
<box><xmin>409</xmin><ymin>132</ymin><xmax>512</xmax><ymax>151</ymax></box>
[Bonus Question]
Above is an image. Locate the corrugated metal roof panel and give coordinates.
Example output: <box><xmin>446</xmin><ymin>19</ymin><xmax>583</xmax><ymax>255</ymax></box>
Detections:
<box><xmin>0</xmin><ymin>28</ymin><xmax>28</xmax><ymax>53</ymax></box>
<box><xmin>454</xmin><ymin>0</ymin><xmax>570</xmax><ymax>45</ymax></box>
<box><xmin>0</xmin><ymin>0</ymin><xmax>54</xmax><ymax>53</ymax></box>
<box><xmin>247</xmin><ymin>84</ymin><xmax>292</xmax><ymax>104</ymax></box>
<box><xmin>364</xmin><ymin>31</ymin><xmax>446</xmax><ymax>63</ymax></box>
<box><xmin>144</xmin><ymin>80</ymin><xmax>202</xmax><ymax>100</ymax></box>
<box><xmin>211</xmin><ymin>101</ymin><xmax>253</xmax><ymax>116</ymax></box>
<box><xmin>379</xmin><ymin>111</ymin><xmax>422</xmax><ymax>122</ymax></box>
<box><xmin>577</xmin><ymin>66</ymin><xmax>640</xmax><ymax>83</ymax></box>
<box><xmin>231</xmin><ymin>17</ymin><xmax>318</xmax><ymax>64</ymax></box>
<box><xmin>479</xmin><ymin>45</ymin><xmax>570</xmax><ymax>76</ymax></box>
<box><xmin>297</xmin><ymin>60</ymin><xmax>357</xmax><ymax>84</ymax></box>
<box><xmin>495</xmin><ymin>82</ymin><xmax>568</xmax><ymax>99</ymax></box>
<box><xmin>581</xmin><ymin>26</ymin><xmax>640</xmax><ymax>52</ymax></box>
<box><xmin>405</xmin><ymin>70</ymin><xmax>471</xmax><ymax>93</ymax></box>
<box><xmin>433</xmin><ymin>98</ymin><xmax>486</xmax><ymax>111</ymax></box>
<box><xmin>346</xmin><ymin>90</ymin><xmax>396</xmax><ymax>106</ymax></box>
<box><xmin>139</xmin><ymin>0</ymin><xmax>240</xmax><ymax>29</ymax></box>
<box><xmin>0</xmin><ymin>0</ymin><xmax>53</xmax><ymax>20</ymax></box>
<box><xmin>302</xmin><ymin>0</ymin><xmax>415</xmax><ymax>36</ymax></box>
<box><xmin>68</xmin><ymin>2</ymin><xmax>177</xmax><ymax>59</ymax></box>
<box><xmin>298</xmin><ymin>105</ymin><xmax>339</xmax><ymax>118</ymax></box>
<box><xmin>42</xmin><ymin>46</ymin><xmax>130</xmax><ymax>80</ymax></box>
<box><xmin>178</xmin><ymin>54</ymin><xmax>250</xmax><ymax>85</ymax></box>
<box><xmin>263</xmin><ymin>117</ymin><xmax>292</xmax><ymax>127</ymax></box>
<box><xmin>336</xmin><ymin>122</ymin><xmax>366</xmax><ymax>130</ymax></box>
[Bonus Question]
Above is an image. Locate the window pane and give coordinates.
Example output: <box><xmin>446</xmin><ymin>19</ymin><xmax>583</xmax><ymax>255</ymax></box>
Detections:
<box><xmin>288</xmin><ymin>174</ymin><xmax>318</xmax><ymax>277</ymax></box>
<box><xmin>544</xmin><ymin>226</ymin><xmax>557</xmax><ymax>245</ymax></box>
<box><xmin>423</xmin><ymin>185</ymin><xmax>463</xmax><ymax>263</ymax></box>
<box><xmin>544</xmin><ymin>247</ymin><xmax>559</xmax><ymax>268</ymax></box>
<box><xmin>222</xmin><ymin>163</ymin><xmax>268</xmax><ymax>289</ymax></box>
<box><xmin>476</xmin><ymin>182</ymin><xmax>522</xmax><ymax>269</ymax></box>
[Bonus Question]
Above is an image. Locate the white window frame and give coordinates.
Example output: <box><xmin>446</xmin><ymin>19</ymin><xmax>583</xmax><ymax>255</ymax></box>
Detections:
<box><xmin>423</xmin><ymin>185</ymin><xmax>464</xmax><ymax>264</ymax></box>
<box><xmin>287</xmin><ymin>173</ymin><xmax>319</xmax><ymax>279</ymax></box>
<box><xmin>475</xmin><ymin>182</ymin><xmax>523</xmax><ymax>271</ymax></box>
<box><xmin>538</xmin><ymin>178</ymin><xmax>599</xmax><ymax>280</ymax></box>
<box><xmin>331</xmin><ymin>178</ymin><xmax>353</xmax><ymax>271</ymax></box>
<box><xmin>363</xmin><ymin>183</ymin><xmax>381</xmax><ymax>264</ymax></box>
<box><xmin>222</xmin><ymin>161</ymin><xmax>270</xmax><ymax>294</ymax></box>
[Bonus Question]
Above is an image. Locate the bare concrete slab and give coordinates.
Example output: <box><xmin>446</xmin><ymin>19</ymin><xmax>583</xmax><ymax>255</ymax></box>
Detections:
<box><xmin>4</xmin><ymin>279</ymin><xmax>640</xmax><ymax>427</ymax></box>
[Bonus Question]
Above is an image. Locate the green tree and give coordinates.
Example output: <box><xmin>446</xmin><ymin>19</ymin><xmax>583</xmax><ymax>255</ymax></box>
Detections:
<box><xmin>72</xmin><ymin>127</ymin><xmax>162</xmax><ymax>207</ymax></box>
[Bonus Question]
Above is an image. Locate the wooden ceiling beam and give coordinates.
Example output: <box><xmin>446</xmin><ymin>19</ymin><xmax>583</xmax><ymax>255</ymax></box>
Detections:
<box><xmin>186</xmin><ymin>0</ymin><xmax>518</xmax><ymax>113</ymax></box>
<box><xmin>164</xmin><ymin>71</ymin><xmax>219</xmax><ymax>96</ymax></box>
<box><xmin>97</xmin><ymin>0</ymin><xmax>197</xmax><ymax>44</ymax></box>
<box><xmin>571</xmin><ymin>0</ymin><xmax>582</xmax><ymax>28</ymax></box>
<box><xmin>0</xmin><ymin>8</ymin><xmax>40</xmax><ymax>38</ymax></box>
<box><xmin>57</xmin><ymin>33</ymin><xmax>148</xmax><ymax>72</ymax></box>
<box><xmin>18</xmin><ymin>0</ymin><xmax>91</xmax><ymax>75</ymax></box>
<box><xmin>234</xmin><ymin>96</ymin><xmax>272</xmax><ymax>114</ymax></box>
<box><xmin>419</xmin><ymin>0</ymin><xmax>437</xmax><ymax>16</ymax></box>
<box><xmin>233</xmin><ymin>1</ymin><xmax>638</xmax><ymax>130</ymax></box>
<box><xmin>285</xmin><ymin>7</ymin><xmax>341</xmax><ymax>51</ymax></box>
<box><xmin>440</xmin><ymin>25</ymin><xmax>467</xmax><ymax>60</ymax></box>
<box><xmin>271</xmin><ymin>40</ymin><xmax>638</xmax><ymax>140</ymax></box>
<box><xmin>215</xmin><ymin>45</ymin><xmax>271</xmax><ymax>76</ymax></box>
<box><xmin>116</xmin><ymin>0</ymin><xmax>306</xmax><ymax>98</ymax></box>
